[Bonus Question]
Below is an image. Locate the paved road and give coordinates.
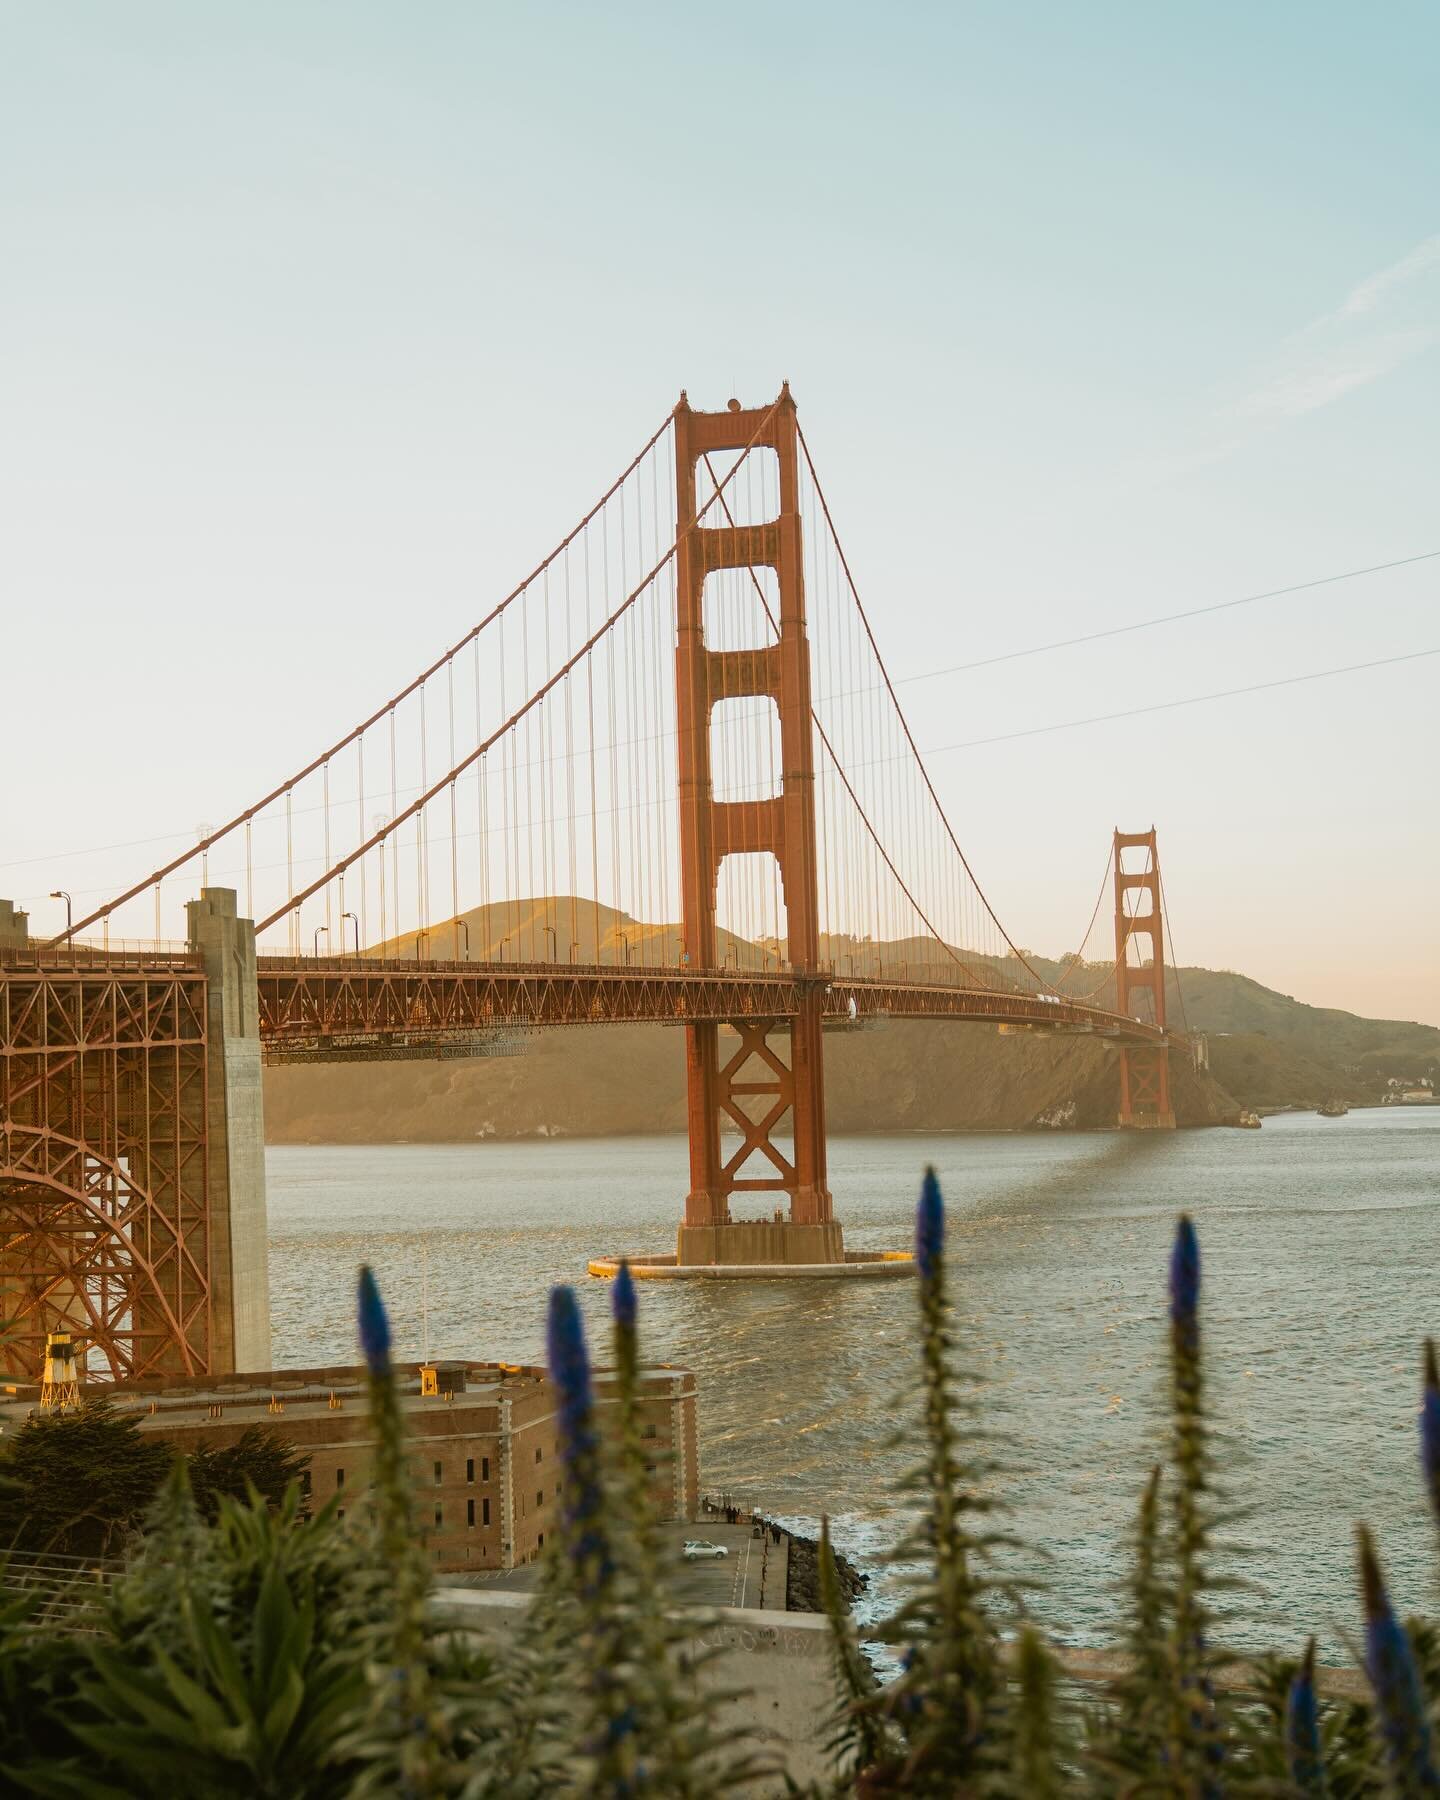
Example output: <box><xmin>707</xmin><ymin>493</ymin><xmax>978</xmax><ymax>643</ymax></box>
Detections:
<box><xmin>439</xmin><ymin>1519</ymin><xmax>775</xmax><ymax>1610</ymax></box>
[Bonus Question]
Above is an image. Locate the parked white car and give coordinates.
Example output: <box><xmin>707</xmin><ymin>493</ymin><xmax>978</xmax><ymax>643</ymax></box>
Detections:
<box><xmin>682</xmin><ymin>1540</ymin><xmax>729</xmax><ymax>1560</ymax></box>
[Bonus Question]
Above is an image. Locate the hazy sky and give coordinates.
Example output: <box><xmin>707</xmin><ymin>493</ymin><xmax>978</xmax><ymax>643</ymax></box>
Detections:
<box><xmin>3</xmin><ymin>3</ymin><xmax>1437</xmax><ymax>1023</ymax></box>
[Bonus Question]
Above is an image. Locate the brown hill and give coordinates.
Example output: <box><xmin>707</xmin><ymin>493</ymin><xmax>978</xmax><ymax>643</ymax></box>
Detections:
<box><xmin>263</xmin><ymin>1014</ymin><xmax>1232</xmax><ymax>1143</ymax></box>
<box><xmin>263</xmin><ymin>897</ymin><xmax>1239</xmax><ymax>1142</ymax></box>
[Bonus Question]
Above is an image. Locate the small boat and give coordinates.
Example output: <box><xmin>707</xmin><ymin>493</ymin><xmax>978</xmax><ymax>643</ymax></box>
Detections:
<box><xmin>1234</xmin><ymin>1110</ymin><xmax>1262</xmax><ymax>1129</ymax></box>
<box><xmin>1316</xmin><ymin>1099</ymin><xmax>1349</xmax><ymax>1118</ymax></box>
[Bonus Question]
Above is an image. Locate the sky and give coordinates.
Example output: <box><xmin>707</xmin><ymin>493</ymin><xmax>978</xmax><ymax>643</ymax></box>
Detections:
<box><xmin>2</xmin><ymin>2</ymin><xmax>1437</xmax><ymax>1024</ymax></box>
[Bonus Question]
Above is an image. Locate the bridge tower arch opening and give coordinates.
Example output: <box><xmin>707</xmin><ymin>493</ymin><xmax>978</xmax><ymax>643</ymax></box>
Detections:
<box><xmin>1114</xmin><ymin>828</ymin><xmax>1176</xmax><ymax>1130</ymax></box>
<box><xmin>672</xmin><ymin>387</ymin><xmax>839</xmax><ymax>1264</ymax></box>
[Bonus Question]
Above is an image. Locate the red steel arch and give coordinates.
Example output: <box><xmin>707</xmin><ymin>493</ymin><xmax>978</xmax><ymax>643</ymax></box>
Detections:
<box><xmin>0</xmin><ymin>1124</ymin><xmax>205</xmax><ymax>1381</ymax></box>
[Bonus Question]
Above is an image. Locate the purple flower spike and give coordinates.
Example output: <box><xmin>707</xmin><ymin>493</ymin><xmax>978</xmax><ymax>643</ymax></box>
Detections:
<box><xmin>548</xmin><ymin>1284</ymin><xmax>594</xmax><ymax>1440</ymax></box>
<box><xmin>1284</xmin><ymin>1639</ymin><xmax>1325</xmax><ymax>1796</ymax></box>
<box><xmin>915</xmin><ymin>1166</ymin><xmax>944</xmax><ymax>1281</ymax></box>
<box><xmin>1422</xmin><ymin>1339</ymin><xmax>1440</xmax><ymax>1523</ymax></box>
<box><xmin>356</xmin><ymin>1265</ymin><xmax>391</xmax><ymax>1376</ymax></box>
<box><xmin>547</xmin><ymin>1284</ymin><xmax>611</xmax><ymax>1588</ymax></box>
<box><xmin>613</xmin><ymin>1259</ymin><xmax>637</xmax><ymax>1331</ymax></box>
<box><xmin>1357</xmin><ymin>1525</ymin><xmax>1439</xmax><ymax>1788</ymax></box>
<box><xmin>1169</xmin><ymin>1215</ymin><xmax>1201</xmax><ymax>1337</ymax></box>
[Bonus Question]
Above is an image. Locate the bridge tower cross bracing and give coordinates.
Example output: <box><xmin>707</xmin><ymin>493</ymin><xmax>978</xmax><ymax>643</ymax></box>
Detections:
<box><xmin>672</xmin><ymin>387</ymin><xmax>840</xmax><ymax>1264</ymax></box>
<box><xmin>1113</xmin><ymin>828</ymin><xmax>1176</xmax><ymax>1130</ymax></box>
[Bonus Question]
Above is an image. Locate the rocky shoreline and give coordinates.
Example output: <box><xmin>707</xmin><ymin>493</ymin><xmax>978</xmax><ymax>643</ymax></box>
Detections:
<box><xmin>782</xmin><ymin>1523</ymin><xmax>867</xmax><ymax>1613</ymax></box>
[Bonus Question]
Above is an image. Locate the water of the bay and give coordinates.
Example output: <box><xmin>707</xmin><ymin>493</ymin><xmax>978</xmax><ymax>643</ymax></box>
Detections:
<box><xmin>266</xmin><ymin>1109</ymin><xmax>1439</xmax><ymax>1655</ymax></box>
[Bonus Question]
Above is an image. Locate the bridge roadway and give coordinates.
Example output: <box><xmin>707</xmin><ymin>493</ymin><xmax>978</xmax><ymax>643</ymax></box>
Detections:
<box><xmin>0</xmin><ymin>944</ymin><xmax>1166</xmax><ymax>1064</ymax></box>
<box><xmin>251</xmin><ymin>952</ymin><xmax>1164</xmax><ymax>1062</ymax></box>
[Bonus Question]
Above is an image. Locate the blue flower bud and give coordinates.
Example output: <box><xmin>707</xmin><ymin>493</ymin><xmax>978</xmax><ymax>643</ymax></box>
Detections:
<box><xmin>547</xmin><ymin>1285</ymin><xmax>612</xmax><ymax>1592</ymax></box>
<box><xmin>548</xmin><ymin>1284</ymin><xmax>594</xmax><ymax>1438</ymax></box>
<box><xmin>915</xmin><ymin>1166</ymin><xmax>944</xmax><ymax>1282</ymax></box>
<box><xmin>613</xmin><ymin>1259</ymin><xmax>637</xmax><ymax>1331</ymax></box>
<box><xmin>1357</xmin><ymin>1525</ymin><xmax>1439</xmax><ymax>1788</ymax></box>
<box><xmin>1169</xmin><ymin>1215</ymin><xmax>1200</xmax><ymax>1336</ymax></box>
<box><xmin>1284</xmin><ymin>1639</ymin><xmax>1326</xmax><ymax>1795</ymax></box>
<box><xmin>356</xmin><ymin>1265</ymin><xmax>391</xmax><ymax>1376</ymax></box>
<box><xmin>1422</xmin><ymin>1339</ymin><xmax>1440</xmax><ymax>1524</ymax></box>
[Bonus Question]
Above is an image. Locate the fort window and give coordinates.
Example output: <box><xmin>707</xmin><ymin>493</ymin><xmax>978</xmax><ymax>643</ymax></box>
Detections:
<box><xmin>466</xmin><ymin>1458</ymin><xmax>475</xmax><ymax>1483</ymax></box>
<box><xmin>467</xmin><ymin>1499</ymin><xmax>475</xmax><ymax>1528</ymax></box>
<box><xmin>482</xmin><ymin>1498</ymin><xmax>491</xmax><ymax>1525</ymax></box>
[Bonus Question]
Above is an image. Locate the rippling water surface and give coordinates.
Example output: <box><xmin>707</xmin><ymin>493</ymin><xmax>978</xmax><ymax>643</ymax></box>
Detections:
<box><xmin>267</xmin><ymin>1110</ymin><xmax>1439</xmax><ymax>1653</ymax></box>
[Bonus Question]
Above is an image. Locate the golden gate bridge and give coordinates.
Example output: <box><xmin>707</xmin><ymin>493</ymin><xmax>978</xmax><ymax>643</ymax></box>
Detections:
<box><xmin>0</xmin><ymin>386</ymin><xmax>1179</xmax><ymax>1382</ymax></box>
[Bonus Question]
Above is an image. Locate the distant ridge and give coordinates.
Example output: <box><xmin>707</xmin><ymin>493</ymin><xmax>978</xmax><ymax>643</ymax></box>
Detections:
<box><xmin>262</xmin><ymin>898</ymin><xmax>1439</xmax><ymax>1144</ymax></box>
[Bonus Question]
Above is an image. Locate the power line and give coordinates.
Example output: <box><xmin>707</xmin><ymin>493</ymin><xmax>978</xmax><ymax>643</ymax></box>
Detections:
<box><xmin>898</xmin><ymin>550</ymin><xmax>1440</xmax><ymax>686</ymax></box>
<box><xmin>924</xmin><ymin>646</ymin><xmax>1439</xmax><ymax>755</ymax></box>
<box><xmin>10</xmin><ymin>551</ymin><xmax>1435</xmax><ymax>878</ymax></box>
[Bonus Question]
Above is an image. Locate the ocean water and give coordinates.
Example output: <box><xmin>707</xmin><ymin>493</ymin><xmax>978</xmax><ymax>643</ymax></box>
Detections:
<box><xmin>266</xmin><ymin>1109</ymin><xmax>1440</xmax><ymax>1655</ymax></box>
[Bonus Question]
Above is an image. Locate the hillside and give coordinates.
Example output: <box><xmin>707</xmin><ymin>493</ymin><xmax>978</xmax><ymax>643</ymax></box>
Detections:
<box><xmin>263</xmin><ymin>1012</ymin><xmax>1234</xmax><ymax>1143</ymax></box>
<box><xmin>261</xmin><ymin>896</ymin><xmax>1440</xmax><ymax>1143</ymax></box>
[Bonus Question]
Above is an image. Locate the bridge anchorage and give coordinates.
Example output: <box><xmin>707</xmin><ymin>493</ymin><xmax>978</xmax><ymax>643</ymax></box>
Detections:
<box><xmin>2</xmin><ymin>384</ymin><xmax>1185</xmax><ymax>1367</ymax></box>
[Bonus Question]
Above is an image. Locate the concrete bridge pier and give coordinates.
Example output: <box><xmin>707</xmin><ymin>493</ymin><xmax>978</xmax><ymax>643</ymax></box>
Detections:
<box><xmin>186</xmin><ymin>890</ymin><xmax>272</xmax><ymax>1373</ymax></box>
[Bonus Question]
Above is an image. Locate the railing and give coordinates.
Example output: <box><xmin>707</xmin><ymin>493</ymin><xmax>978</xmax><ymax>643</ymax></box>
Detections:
<box><xmin>0</xmin><ymin>939</ymin><xmax>200</xmax><ymax>972</ymax></box>
<box><xmin>0</xmin><ymin>1548</ymin><xmax>120</xmax><ymax>1623</ymax></box>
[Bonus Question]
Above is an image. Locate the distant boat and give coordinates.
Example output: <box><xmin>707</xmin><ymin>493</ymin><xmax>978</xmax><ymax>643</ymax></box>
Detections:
<box><xmin>1235</xmin><ymin>1110</ymin><xmax>1262</xmax><ymax>1129</ymax></box>
<box><xmin>1316</xmin><ymin>1099</ymin><xmax>1349</xmax><ymax>1118</ymax></box>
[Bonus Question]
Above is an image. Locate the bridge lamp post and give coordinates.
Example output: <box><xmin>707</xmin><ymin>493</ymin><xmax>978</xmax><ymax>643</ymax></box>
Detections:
<box><xmin>619</xmin><ymin>934</ymin><xmax>632</xmax><ymax>966</ymax></box>
<box><xmin>543</xmin><ymin>924</ymin><xmax>557</xmax><ymax>962</ymax></box>
<box><xmin>50</xmin><ymin>891</ymin><xmax>73</xmax><ymax>964</ymax></box>
<box><xmin>498</xmin><ymin>937</ymin><xmax>509</xmax><ymax>963</ymax></box>
<box><xmin>457</xmin><ymin>919</ymin><xmax>470</xmax><ymax>960</ymax></box>
<box><xmin>417</xmin><ymin>930</ymin><xmax>430</xmax><ymax>960</ymax></box>
<box><xmin>341</xmin><ymin>911</ymin><xmax>360</xmax><ymax>957</ymax></box>
<box><xmin>313</xmin><ymin>925</ymin><xmax>328</xmax><ymax>958</ymax></box>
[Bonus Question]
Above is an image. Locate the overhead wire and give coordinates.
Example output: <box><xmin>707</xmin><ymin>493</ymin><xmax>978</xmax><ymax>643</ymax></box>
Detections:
<box><xmin>898</xmin><ymin>548</ymin><xmax>1440</xmax><ymax>687</ymax></box>
<box><xmin>923</xmin><ymin>646</ymin><xmax>1440</xmax><ymax>755</ymax></box>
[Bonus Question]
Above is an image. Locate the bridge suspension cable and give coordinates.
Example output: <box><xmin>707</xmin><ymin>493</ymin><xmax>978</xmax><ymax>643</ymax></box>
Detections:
<box><xmin>797</xmin><ymin>424</ymin><xmax>1066</xmax><ymax>995</ymax></box>
<box><xmin>48</xmin><ymin>388</ymin><xmax>1144</xmax><ymax>1007</ymax></box>
<box><xmin>49</xmin><ymin>408</ymin><xmax>678</xmax><ymax>948</ymax></box>
<box><xmin>244</xmin><ymin>398</ymin><xmax>780</xmax><ymax>948</ymax></box>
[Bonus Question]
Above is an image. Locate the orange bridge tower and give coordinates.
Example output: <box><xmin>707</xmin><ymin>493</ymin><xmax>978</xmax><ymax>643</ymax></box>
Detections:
<box><xmin>1114</xmin><ymin>828</ymin><xmax>1176</xmax><ymax>1130</ymax></box>
<box><xmin>672</xmin><ymin>387</ymin><xmax>839</xmax><ymax>1264</ymax></box>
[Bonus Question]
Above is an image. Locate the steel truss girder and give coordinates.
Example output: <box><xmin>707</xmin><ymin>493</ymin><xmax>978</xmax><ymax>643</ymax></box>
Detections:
<box><xmin>253</xmin><ymin>957</ymin><xmax>1167</xmax><ymax>1050</ymax></box>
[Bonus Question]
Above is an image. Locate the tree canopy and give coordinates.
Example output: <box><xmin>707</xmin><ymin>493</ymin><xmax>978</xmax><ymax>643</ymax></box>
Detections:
<box><xmin>0</xmin><ymin>1398</ymin><xmax>171</xmax><ymax>1560</ymax></box>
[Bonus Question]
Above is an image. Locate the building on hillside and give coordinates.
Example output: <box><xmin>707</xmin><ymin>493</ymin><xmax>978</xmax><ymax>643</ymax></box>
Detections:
<box><xmin>0</xmin><ymin>1357</ymin><xmax>699</xmax><ymax>1572</ymax></box>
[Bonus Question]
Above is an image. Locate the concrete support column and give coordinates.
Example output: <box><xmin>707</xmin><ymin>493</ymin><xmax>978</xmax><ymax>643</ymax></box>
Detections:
<box><xmin>0</xmin><ymin>901</ymin><xmax>30</xmax><ymax>951</ymax></box>
<box><xmin>186</xmin><ymin>889</ymin><xmax>272</xmax><ymax>1371</ymax></box>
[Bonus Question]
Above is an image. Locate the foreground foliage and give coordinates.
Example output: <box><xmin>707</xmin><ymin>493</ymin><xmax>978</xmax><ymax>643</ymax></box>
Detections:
<box><xmin>0</xmin><ymin>1175</ymin><xmax>1437</xmax><ymax>1794</ymax></box>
